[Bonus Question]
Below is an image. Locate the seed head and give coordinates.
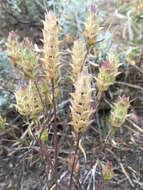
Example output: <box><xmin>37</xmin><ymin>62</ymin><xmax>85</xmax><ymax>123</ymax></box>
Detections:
<box><xmin>69</xmin><ymin>67</ymin><xmax>93</xmax><ymax>134</ymax></box>
<box><xmin>7</xmin><ymin>33</ymin><xmax>39</xmax><ymax>80</ymax></box>
<box><xmin>71</xmin><ymin>39</ymin><xmax>86</xmax><ymax>81</ymax></box>
<box><xmin>83</xmin><ymin>11</ymin><xmax>102</xmax><ymax>50</ymax></box>
<box><xmin>41</xmin><ymin>11</ymin><xmax>61</xmax><ymax>81</ymax></box>
<box><xmin>7</xmin><ymin>31</ymin><xmax>21</xmax><ymax>71</ymax></box>
<box><xmin>20</xmin><ymin>38</ymin><xmax>39</xmax><ymax>80</ymax></box>
<box><xmin>15</xmin><ymin>81</ymin><xmax>43</xmax><ymax>117</ymax></box>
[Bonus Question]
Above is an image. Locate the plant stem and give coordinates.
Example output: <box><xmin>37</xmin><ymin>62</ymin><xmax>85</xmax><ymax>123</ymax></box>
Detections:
<box><xmin>81</xmin><ymin>127</ymin><xmax>113</xmax><ymax>186</ymax></box>
<box><xmin>51</xmin><ymin>79</ymin><xmax>58</xmax><ymax>190</ymax></box>
<box><xmin>94</xmin><ymin>90</ymin><xmax>103</xmax><ymax>113</ymax></box>
<box><xmin>101</xmin><ymin>127</ymin><xmax>113</xmax><ymax>152</ymax></box>
<box><xmin>34</xmin><ymin>80</ymin><xmax>45</xmax><ymax>113</ymax></box>
<box><xmin>68</xmin><ymin>133</ymin><xmax>80</xmax><ymax>190</ymax></box>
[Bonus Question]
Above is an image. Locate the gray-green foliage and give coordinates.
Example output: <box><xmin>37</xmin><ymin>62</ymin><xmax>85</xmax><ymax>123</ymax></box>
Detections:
<box><xmin>0</xmin><ymin>49</ymin><xmax>14</xmax><ymax>109</ymax></box>
<box><xmin>0</xmin><ymin>0</ymin><xmax>101</xmax><ymax>38</ymax></box>
<box><xmin>115</xmin><ymin>0</ymin><xmax>143</xmax><ymax>43</ymax></box>
<box><xmin>0</xmin><ymin>0</ymin><xmax>45</xmax><ymax>25</ymax></box>
<box><xmin>47</xmin><ymin>0</ymin><xmax>93</xmax><ymax>37</ymax></box>
<box><xmin>0</xmin><ymin>0</ymin><xmax>93</xmax><ymax>36</ymax></box>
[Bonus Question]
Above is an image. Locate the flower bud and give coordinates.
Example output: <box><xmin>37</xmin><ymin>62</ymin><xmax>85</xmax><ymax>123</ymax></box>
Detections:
<box><xmin>102</xmin><ymin>162</ymin><xmax>116</xmax><ymax>181</ymax></box>
<box><xmin>110</xmin><ymin>94</ymin><xmax>130</xmax><ymax>129</ymax></box>
<box><xmin>95</xmin><ymin>52</ymin><xmax>120</xmax><ymax>92</ymax></box>
<box><xmin>38</xmin><ymin>128</ymin><xmax>49</xmax><ymax>144</ymax></box>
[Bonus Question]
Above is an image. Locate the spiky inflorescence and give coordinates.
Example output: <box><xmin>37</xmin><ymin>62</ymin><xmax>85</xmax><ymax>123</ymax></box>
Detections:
<box><xmin>7</xmin><ymin>33</ymin><xmax>39</xmax><ymax>80</ymax></box>
<box><xmin>95</xmin><ymin>52</ymin><xmax>121</xmax><ymax>92</ymax></box>
<box><xmin>83</xmin><ymin>11</ymin><xmax>102</xmax><ymax>51</ymax></box>
<box><xmin>15</xmin><ymin>81</ymin><xmax>43</xmax><ymax>117</ymax></box>
<box><xmin>20</xmin><ymin>38</ymin><xmax>39</xmax><ymax>80</ymax></box>
<box><xmin>41</xmin><ymin>11</ymin><xmax>61</xmax><ymax>81</ymax></box>
<box><xmin>70</xmin><ymin>67</ymin><xmax>93</xmax><ymax>134</ymax></box>
<box><xmin>7</xmin><ymin>31</ymin><xmax>21</xmax><ymax>71</ymax></box>
<box><xmin>71</xmin><ymin>39</ymin><xmax>86</xmax><ymax>82</ymax></box>
<box><xmin>110</xmin><ymin>94</ymin><xmax>130</xmax><ymax>129</ymax></box>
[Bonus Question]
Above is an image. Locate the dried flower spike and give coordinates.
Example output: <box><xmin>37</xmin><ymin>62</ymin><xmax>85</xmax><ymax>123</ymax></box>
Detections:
<box><xmin>20</xmin><ymin>38</ymin><xmax>39</xmax><ymax>80</ymax></box>
<box><xmin>7</xmin><ymin>31</ymin><xmax>21</xmax><ymax>71</ymax></box>
<box><xmin>41</xmin><ymin>11</ymin><xmax>61</xmax><ymax>81</ymax></box>
<box><xmin>83</xmin><ymin>11</ymin><xmax>102</xmax><ymax>51</ymax></box>
<box><xmin>110</xmin><ymin>94</ymin><xmax>130</xmax><ymax>129</ymax></box>
<box><xmin>69</xmin><ymin>67</ymin><xmax>93</xmax><ymax>134</ymax></box>
<box><xmin>95</xmin><ymin>52</ymin><xmax>121</xmax><ymax>92</ymax></box>
<box><xmin>7</xmin><ymin>33</ymin><xmax>39</xmax><ymax>80</ymax></box>
<box><xmin>71</xmin><ymin>39</ymin><xmax>86</xmax><ymax>81</ymax></box>
<box><xmin>15</xmin><ymin>81</ymin><xmax>43</xmax><ymax>117</ymax></box>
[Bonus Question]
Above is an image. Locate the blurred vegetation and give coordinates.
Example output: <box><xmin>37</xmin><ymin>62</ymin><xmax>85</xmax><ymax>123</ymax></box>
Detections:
<box><xmin>0</xmin><ymin>49</ymin><xmax>15</xmax><ymax>112</ymax></box>
<box><xmin>115</xmin><ymin>0</ymin><xmax>143</xmax><ymax>44</ymax></box>
<box><xmin>0</xmin><ymin>0</ymin><xmax>45</xmax><ymax>25</ymax></box>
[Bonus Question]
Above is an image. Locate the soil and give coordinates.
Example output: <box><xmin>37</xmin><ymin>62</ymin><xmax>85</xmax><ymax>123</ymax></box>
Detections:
<box><xmin>0</xmin><ymin>0</ymin><xmax>143</xmax><ymax>190</ymax></box>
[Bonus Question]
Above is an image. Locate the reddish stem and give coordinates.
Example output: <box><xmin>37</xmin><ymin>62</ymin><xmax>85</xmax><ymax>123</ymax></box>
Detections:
<box><xmin>51</xmin><ymin>79</ymin><xmax>58</xmax><ymax>190</ymax></box>
<box><xmin>68</xmin><ymin>133</ymin><xmax>80</xmax><ymax>190</ymax></box>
